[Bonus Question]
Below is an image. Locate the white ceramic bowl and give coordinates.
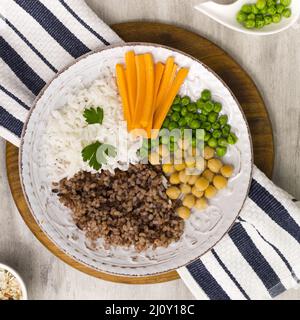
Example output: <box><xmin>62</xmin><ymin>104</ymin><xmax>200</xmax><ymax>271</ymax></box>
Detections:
<box><xmin>0</xmin><ymin>263</ymin><xmax>28</xmax><ymax>300</ymax></box>
<box><xmin>195</xmin><ymin>0</ymin><xmax>300</xmax><ymax>35</ymax></box>
<box><xmin>20</xmin><ymin>43</ymin><xmax>253</xmax><ymax>277</ymax></box>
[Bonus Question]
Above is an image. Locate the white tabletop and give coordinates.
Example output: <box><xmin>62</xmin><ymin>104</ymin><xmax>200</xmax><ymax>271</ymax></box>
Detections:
<box><xmin>0</xmin><ymin>0</ymin><xmax>300</xmax><ymax>300</ymax></box>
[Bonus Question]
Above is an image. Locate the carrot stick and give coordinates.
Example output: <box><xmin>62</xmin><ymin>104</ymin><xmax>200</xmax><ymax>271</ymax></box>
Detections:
<box><xmin>134</xmin><ymin>54</ymin><xmax>146</xmax><ymax>128</ymax></box>
<box><xmin>125</xmin><ymin>51</ymin><xmax>137</xmax><ymax>124</ymax></box>
<box><xmin>153</xmin><ymin>68</ymin><xmax>189</xmax><ymax>131</ymax></box>
<box><xmin>116</xmin><ymin>64</ymin><xmax>131</xmax><ymax>129</ymax></box>
<box><xmin>146</xmin><ymin>62</ymin><xmax>165</xmax><ymax>136</ymax></box>
<box><xmin>155</xmin><ymin>57</ymin><xmax>175</xmax><ymax>110</ymax></box>
<box><xmin>140</xmin><ymin>53</ymin><xmax>155</xmax><ymax>130</ymax></box>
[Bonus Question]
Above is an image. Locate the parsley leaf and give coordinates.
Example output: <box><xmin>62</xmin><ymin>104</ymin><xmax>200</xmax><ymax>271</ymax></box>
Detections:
<box><xmin>81</xmin><ymin>141</ymin><xmax>102</xmax><ymax>170</ymax></box>
<box><xmin>83</xmin><ymin>107</ymin><xmax>104</xmax><ymax>125</ymax></box>
<box><xmin>81</xmin><ymin>142</ymin><xmax>117</xmax><ymax>170</ymax></box>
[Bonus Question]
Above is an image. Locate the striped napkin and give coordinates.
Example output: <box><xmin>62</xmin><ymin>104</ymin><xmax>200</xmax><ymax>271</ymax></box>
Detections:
<box><xmin>1</xmin><ymin>0</ymin><xmax>300</xmax><ymax>300</ymax></box>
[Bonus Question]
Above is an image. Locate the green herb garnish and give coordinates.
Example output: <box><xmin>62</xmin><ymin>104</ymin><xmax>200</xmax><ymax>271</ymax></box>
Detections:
<box><xmin>82</xmin><ymin>141</ymin><xmax>117</xmax><ymax>170</ymax></box>
<box><xmin>83</xmin><ymin>107</ymin><xmax>104</xmax><ymax>125</ymax></box>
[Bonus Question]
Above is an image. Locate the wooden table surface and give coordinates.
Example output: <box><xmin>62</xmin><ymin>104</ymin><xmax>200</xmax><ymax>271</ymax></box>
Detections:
<box><xmin>1</xmin><ymin>0</ymin><xmax>300</xmax><ymax>300</ymax></box>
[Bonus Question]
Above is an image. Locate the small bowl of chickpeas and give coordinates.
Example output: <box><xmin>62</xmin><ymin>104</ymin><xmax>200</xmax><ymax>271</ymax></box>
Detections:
<box><xmin>162</xmin><ymin>145</ymin><xmax>234</xmax><ymax>220</ymax></box>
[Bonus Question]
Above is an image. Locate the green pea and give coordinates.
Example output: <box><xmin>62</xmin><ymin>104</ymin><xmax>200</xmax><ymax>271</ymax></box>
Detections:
<box><xmin>185</xmin><ymin>112</ymin><xmax>194</xmax><ymax>122</ymax></box>
<box><xmin>208</xmin><ymin>112</ymin><xmax>218</xmax><ymax>123</ymax></box>
<box><xmin>222</xmin><ymin>124</ymin><xmax>231</xmax><ymax>137</ymax></box>
<box><xmin>178</xmin><ymin>118</ymin><xmax>187</xmax><ymax>127</ymax></box>
<box><xmin>204</xmin><ymin>101</ymin><xmax>214</xmax><ymax>113</ymax></box>
<box><xmin>256</xmin><ymin>14</ymin><xmax>264</xmax><ymax>21</ymax></box>
<box><xmin>187</xmin><ymin>103</ymin><xmax>197</xmax><ymax>113</ymax></box>
<box><xmin>190</xmin><ymin>119</ymin><xmax>201</xmax><ymax>129</ymax></box>
<box><xmin>173</xmin><ymin>95</ymin><xmax>181</xmax><ymax>105</ymax></box>
<box><xmin>280</xmin><ymin>0</ymin><xmax>291</xmax><ymax>6</ymax></box>
<box><xmin>161</xmin><ymin>135</ymin><xmax>169</xmax><ymax>145</ymax></box>
<box><xmin>237</xmin><ymin>11</ymin><xmax>248</xmax><ymax>23</ymax></box>
<box><xmin>212</xmin><ymin>122</ymin><xmax>221</xmax><ymax>130</ymax></box>
<box><xmin>282</xmin><ymin>8</ymin><xmax>292</xmax><ymax>18</ymax></box>
<box><xmin>201</xmin><ymin>109</ymin><xmax>209</xmax><ymax>116</ymax></box>
<box><xmin>162</xmin><ymin>118</ymin><xmax>170</xmax><ymax>129</ymax></box>
<box><xmin>203</xmin><ymin>122</ymin><xmax>212</xmax><ymax>131</ymax></box>
<box><xmin>227</xmin><ymin>133</ymin><xmax>238</xmax><ymax>145</ymax></box>
<box><xmin>181</xmin><ymin>107</ymin><xmax>188</xmax><ymax>117</ymax></box>
<box><xmin>199</xmin><ymin>114</ymin><xmax>207</xmax><ymax>122</ymax></box>
<box><xmin>168</xmin><ymin>121</ymin><xmax>178</xmax><ymax>131</ymax></box>
<box><xmin>267</xmin><ymin>6</ymin><xmax>277</xmax><ymax>15</ymax></box>
<box><xmin>168</xmin><ymin>142</ymin><xmax>178</xmax><ymax>152</ymax></box>
<box><xmin>204</xmin><ymin>132</ymin><xmax>211</xmax><ymax>142</ymax></box>
<box><xmin>264</xmin><ymin>15</ymin><xmax>273</xmax><ymax>25</ymax></box>
<box><xmin>256</xmin><ymin>19</ymin><xmax>265</xmax><ymax>28</ymax></box>
<box><xmin>172</xmin><ymin>104</ymin><xmax>181</xmax><ymax>112</ymax></box>
<box><xmin>251</xmin><ymin>4</ymin><xmax>259</xmax><ymax>14</ymax></box>
<box><xmin>212</xmin><ymin>130</ymin><xmax>222</xmax><ymax>139</ymax></box>
<box><xmin>276</xmin><ymin>4</ymin><xmax>285</xmax><ymax>14</ymax></box>
<box><xmin>208</xmin><ymin>137</ymin><xmax>218</xmax><ymax>148</ymax></box>
<box><xmin>241</xmin><ymin>4</ymin><xmax>252</xmax><ymax>13</ymax></box>
<box><xmin>196</xmin><ymin>99</ymin><xmax>206</xmax><ymax>110</ymax></box>
<box><xmin>213</xmin><ymin>102</ymin><xmax>222</xmax><ymax>113</ymax></box>
<box><xmin>170</xmin><ymin>136</ymin><xmax>175</xmax><ymax>143</ymax></box>
<box><xmin>256</xmin><ymin>0</ymin><xmax>266</xmax><ymax>10</ymax></box>
<box><xmin>216</xmin><ymin>146</ymin><xmax>227</xmax><ymax>157</ymax></box>
<box><xmin>192</xmin><ymin>137</ymin><xmax>197</xmax><ymax>148</ymax></box>
<box><xmin>267</xmin><ymin>0</ymin><xmax>275</xmax><ymax>6</ymax></box>
<box><xmin>218</xmin><ymin>137</ymin><xmax>228</xmax><ymax>147</ymax></box>
<box><xmin>272</xmin><ymin>13</ymin><xmax>282</xmax><ymax>23</ymax></box>
<box><xmin>248</xmin><ymin>13</ymin><xmax>256</xmax><ymax>21</ymax></box>
<box><xmin>244</xmin><ymin>20</ymin><xmax>256</xmax><ymax>29</ymax></box>
<box><xmin>138</xmin><ymin>147</ymin><xmax>149</xmax><ymax>158</ymax></box>
<box><xmin>260</xmin><ymin>7</ymin><xmax>268</xmax><ymax>14</ymax></box>
<box><xmin>181</xmin><ymin>96</ymin><xmax>190</xmax><ymax>106</ymax></box>
<box><xmin>171</xmin><ymin>112</ymin><xmax>181</xmax><ymax>122</ymax></box>
<box><xmin>201</xmin><ymin>89</ymin><xmax>212</xmax><ymax>101</ymax></box>
<box><xmin>219</xmin><ymin>115</ymin><xmax>228</xmax><ymax>126</ymax></box>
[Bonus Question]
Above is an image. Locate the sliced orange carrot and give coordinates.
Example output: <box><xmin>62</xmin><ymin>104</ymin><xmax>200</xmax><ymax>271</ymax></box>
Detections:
<box><xmin>153</xmin><ymin>68</ymin><xmax>189</xmax><ymax>131</ymax></box>
<box><xmin>134</xmin><ymin>54</ymin><xmax>146</xmax><ymax>128</ymax></box>
<box><xmin>145</xmin><ymin>62</ymin><xmax>165</xmax><ymax>136</ymax></box>
<box><xmin>140</xmin><ymin>53</ymin><xmax>154</xmax><ymax>130</ymax></box>
<box><xmin>125</xmin><ymin>51</ymin><xmax>137</xmax><ymax>124</ymax></box>
<box><xmin>116</xmin><ymin>64</ymin><xmax>131</xmax><ymax>129</ymax></box>
<box><xmin>155</xmin><ymin>57</ymin><xmax>175</xmax><ymax>110</ymax></box>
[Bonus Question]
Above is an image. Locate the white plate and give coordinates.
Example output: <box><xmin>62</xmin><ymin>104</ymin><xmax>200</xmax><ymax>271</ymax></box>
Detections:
<box><xmin>20</xmin><ymin>44</ymin><xmax>253</xmax><ymax>277</ymax></box>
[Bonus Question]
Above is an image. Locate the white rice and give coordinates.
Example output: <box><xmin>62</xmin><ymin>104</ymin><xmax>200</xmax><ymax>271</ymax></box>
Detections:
<box><xmin>41</xmin><ymin>69</ymin><xmax>142</xmax><ymax>182</ymax></box>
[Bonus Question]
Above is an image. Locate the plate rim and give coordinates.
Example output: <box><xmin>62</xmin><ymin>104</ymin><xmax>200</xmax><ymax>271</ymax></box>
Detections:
<box><xmin>19</xmin><ymin>42</ymin><xmax>254</xmax><ymax>277</ymax></box>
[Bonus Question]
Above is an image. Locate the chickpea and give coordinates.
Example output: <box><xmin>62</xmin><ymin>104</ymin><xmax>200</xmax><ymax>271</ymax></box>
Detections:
<box><xmin>169</xmin><ymin>172</ymin><xmax>180</xmax><ymax>185</ymax></box>
<box><xmin>174</xmin><ymin>163</ymin><xmax>186</xmax><ymax>171</ymax></box>
<box><xmin>162</xmin><ymin>164</ymin><xmax>175</xmax><ymax>175</ymax></box>
<box><xmin>180</xmin><ymin>183</ymin><xmax>192</xmax><ymax>194</ymax></box>
<box><xmin>195</xmin><ymin>157</ymin><xmax>205</xmax><ymax>172</ymax></box>
<box><xmin>207</xmin><ymin>158</ymin><xmax>223</xmax><ymax>173</ymax></box>
<box><xmin>185</xmin><ymin>156</ymin><xmax>196</xmax><ymax>168</ymax></box>
<box><xmin>202</xmin><ymin>169</ymin><xmax>214</xmax><ymax>183</ymax></box>
<box><xmin>205</xmin><ymin>185</ymin><xmax>218</xmax><ymax>199</ymax></box>
<box><xmin>194</xmin><ymin>198</ymin><xmax>208</xmax><ymax>210</ymax></box>
<box><xmin>187</xmin><ymin>174</ymin><xmax>198</xmax><ymax>185</ymax></box>
<box><xmin>179</xmin><ymin>170</ymin><xmax>190</xmax><ymax>183</ymax></box>
<box><xmin>204</xmin><ymin>146</ymin><xmax>215</xmax><ymax>160</ymax></box>
<box><xmin>192</xmin><ymin>186</ymin><xmax>204</xmax><ymax>198</ymax></box>
<box><xmin>149</xmin><ymin>152</ymin><xmax>160</xmax><ymax>165</ymax></box>
<box><xmin>183</xmin><ymin>194</ymin><xmax>196</xmax><ymax>209</ymax></box>
<box><xmin>220</xmin><ymin>165</ymin><xmax>234</xmax><ymax>178</ymax></box>
<box><xmin>159</xmin><ymin>144</ymin><xmax>169</xmax><ymax>158</ymax></box>
<box><xmin>195</xmin><ymin>177</ymin><xmax>209</xmax><ymax>191</ymax></box>
<box><xmin>166</xmin><ymin>186</ymin><xmax>181</xmax><ymax>200</ymax></box>
<box><xmin>213</xmin><ymin>175</ymin><xmax>228</xmax><ymax>190</ymax></box>
<box><xmin>177</xmin><ymin>206</ymin><xmax>191</xmax><ymax>220</ymax></box>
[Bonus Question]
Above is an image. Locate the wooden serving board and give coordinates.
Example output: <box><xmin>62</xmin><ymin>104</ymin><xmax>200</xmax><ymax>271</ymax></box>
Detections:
<box><xmin>6</xmin><ymin>22</ymin><xmax>274</xmax><ymax>284</ymax></box>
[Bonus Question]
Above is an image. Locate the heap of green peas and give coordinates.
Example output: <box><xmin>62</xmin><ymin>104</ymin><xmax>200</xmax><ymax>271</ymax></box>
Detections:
<box><xmin>154</xmin><ymin>90</ymin><xmax>238</xmax><ymax>158</ymax></box>
<box><xmin>236</xmin><ymin>0</ymin><xmax>292</xmax><ymax>29</ymax></box>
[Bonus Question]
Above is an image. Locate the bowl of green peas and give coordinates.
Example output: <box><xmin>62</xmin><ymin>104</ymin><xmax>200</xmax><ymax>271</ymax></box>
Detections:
<box><xmin>195</xmin><ymin>0</ymin><xmax>300</xmax><ymax>35</ymax></box>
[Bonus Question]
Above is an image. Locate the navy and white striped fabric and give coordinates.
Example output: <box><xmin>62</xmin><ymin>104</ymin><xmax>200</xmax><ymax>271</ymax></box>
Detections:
<box><xmin>179</xmin><ymin>167</ymin><xmax>300</xmax><ymax>300</ymax></box>
<box><xmin>0</xmin><ymin>0</ymin><xmax>122</xmax><ymax>146</ymax></box>
<box><xmin>1</xmin><ymin>0</ymin><xmax>300</xmax><ymax>300</ymax></box>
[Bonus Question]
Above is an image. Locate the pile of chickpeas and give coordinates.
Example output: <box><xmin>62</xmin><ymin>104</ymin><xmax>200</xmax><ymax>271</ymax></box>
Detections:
<box><xmin>160</xmin><ymin>146</ymin><xmax>234</xmax><ymax>220</ymax></box>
